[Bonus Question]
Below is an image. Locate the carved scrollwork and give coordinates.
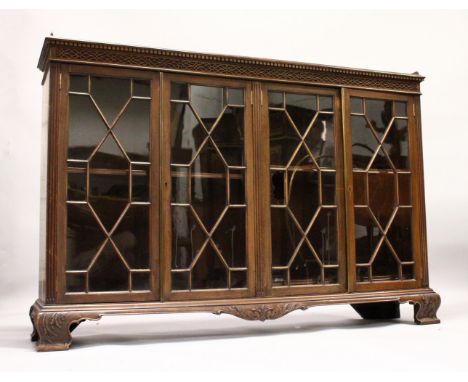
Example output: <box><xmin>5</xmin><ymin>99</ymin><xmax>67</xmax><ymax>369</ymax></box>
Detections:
<box><xmin>30</xmin><ymin>304</ymin><xmax>101</xmax><ymax>351</ymax></box>
<box><xmin>409</xmin><ymin>293</ymin><xmax>441</xmax><ymax>325</ymax></box>
<box><xmin>213</xmin><ymin>303</ymin><xmax>310</xmax><ymax>321</ymax></box>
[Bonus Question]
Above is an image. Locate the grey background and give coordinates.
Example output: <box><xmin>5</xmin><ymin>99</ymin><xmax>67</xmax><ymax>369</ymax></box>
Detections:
<box><xmin>0</xmin><ymin>10</ymin><xmax>467</xmax><ymax>372</ymax></box>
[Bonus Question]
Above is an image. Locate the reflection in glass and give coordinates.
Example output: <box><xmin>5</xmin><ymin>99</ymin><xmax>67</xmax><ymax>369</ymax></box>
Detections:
<box><xmin>365</xmin><ymin>99</ymin><xmax>392</xmax><ymax>139</ymax></box>
<box><xmin>68</xmin><ymin>95</ymin><xmax>107</xmax><ymax>160</ymax></box>
<box><xmin>354</xmin><ymin>207</ymin><xmax>382</xmax><ymax>264</ymax></box>
<box><xmin>112</xmin><ymin>99</ymin><xmax>150</xmax><ymax>162</ymax></box>
<box><xmin>285</xmin><ymin>93</ymin><xmax>317</xmax><ymax>135</ymax></box>
<box><xmin>351</xmin><ymin>115</ymin><xmax>378</xmax><ymax>169</ymax></box>
<box><xmin>319</xmin><ymin>96</ymin><xmax>333</xmax><ymax>112</ymax></box>
<box><xmin>171</xmin><ymin>206</ymin><xmax>206</xmax><ymax>269</ymax></box>
<box><xmin>191</xmin><ymin>85</ymin><xmax>223</xmax><ymax>130</ymax></box>
<box><xmin>290</xmin><ymin>244</ymin><xmax>321</xmax><ymax>285</ymax></box>
<box><xmin>91</xmin><ymin>77</ymin><xmax>130</xmax><ymax>124</ymax></box>
<box><xmin>271</xmin><ymin>208</ymin><xmax>301</xmax><ymax>267</ymax></box>
<box><xmin>171</xmin><ymin>82</ymin><xmax>188</xmax><ymax>100</ymax></box>
<box><xmin>88</xmin><ymin>242</ymin><xmax>129</xmax><ymax>291</ymax></box>
<box><xmin>269</xmin><ymin>110</ymin><xmax>300</xmax><ymax>166</ymax></box>
<box><xmin>171</xmin><ymin>103</ymin><xmax>206</xmax><ymax>164</ymax></box>
<box><xmin>70</xmin><ymin>75</ymin><xmax>88</xmax><ymax>93</ymax></box>
<box><xmin>133</xmin><ymin>80</ymin><xmax>150</xmax><ymax>98</ymax></box>
<box><xmin>171</xmin><ymin>166</ymin><xmax>189</xmax><ymax>204</ymax></box>
<box><xmin>268</xmin><ymin>92</ymin><xmax>283</xmax><ymax>108</ymax></box>
<box><xmin>227</xmin><ymin>88</ymin><xmax>244</xmax><ymax>105</ymax></box>
<box><xmin>231</xmin><ymin>271</ymin><xmax>247</xmax><ymax>288</ymax></box>
<box><xmin>288</xmin><ymin>165</ymin><xmax>319</xmax><ymax>229</ymax></box>
<box><xmin>307</xmin><ymin>208</ymin><xmax>337</xmax><ymax>265</ymax></box>
<box><xmin>113</xmin><ymin>205</ymin><xmax>149</xmax><ymax>269</ymax></box>
<box><xmin>387</xmin><ymin>208</ymin><xmax>412</xmax><ymax>262</ymax></box>
<box><xmin>372</xmin><ymin>242</ymin><xmax>399</xmax><ymax>280</ymax></box>
<box><xmin>132</xmin><ymin>272</ymin><xmax>150</xmax><ymax>290</ymax></box>
<box><xmin>211</xmin><ymin>107</ymin><xmax>244</xmax><ymax>166</ymax></box>
<box><xmin>212</xmin><ymin>208</ymin><xmax>246</xmax><ymax>267</ymax></box>
<box><xmin>68</xmin><ymin>171</ymin><xmax>86</xmax><ymax>202</ymax></box>
<box><xmin>350</xmin><ymin>97</ymin><xmax>363</xmax><ymax>114</ymax></box>
<box><xmin>132</xmin><ymin>164</ymin><xmax>149</xmax><ymax>202</ymax></box>
<box><xmin>192</xmin><ymin>246</ymin><xmax>228</xmax><ymax>289</ymax></box>
<box><xmin>385</xmin><ymin>119</ymin><xmax>409</xmax><ymax>169</ymax></box>
<box><xmin>305</xmin><ymin>113</ymin><xmax>335</xmax><ymax>168</ymax></box>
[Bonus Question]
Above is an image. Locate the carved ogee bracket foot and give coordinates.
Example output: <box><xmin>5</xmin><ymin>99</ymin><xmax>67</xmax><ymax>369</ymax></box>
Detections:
<box><xmin>30</xmin><ymin>304</ymin><xmax>101</xmax><ymax>351</ymax></box>
<box><xmin>407</xmin><ymin>293</ymin><xmax>441</xmax><ymax>325</ymax></box>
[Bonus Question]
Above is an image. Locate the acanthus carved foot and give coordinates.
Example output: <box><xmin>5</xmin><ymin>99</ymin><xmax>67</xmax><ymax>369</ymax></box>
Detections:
<box><xmin>408</xmin><ymin>293</ymin><xmax>441</xmax><ymax>325</ymax></box>
<box><xmin>30</xmin><ymin>304</ymin><xmax>101</xmax><ymax>351</ymax></box>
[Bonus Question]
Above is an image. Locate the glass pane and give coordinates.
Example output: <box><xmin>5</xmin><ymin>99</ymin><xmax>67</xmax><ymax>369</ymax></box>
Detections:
<box><xmin>384</xmin><ymin>119</ymin><xmax>409</xmax><ymax>170</ymax></box>
<box><xmin>402</xmin><ymin>264</ymin><xmax>414</xmax><ymax>280</ymax></box>
<box><xmin>172</xmin><ymin>271</ymin><xmax>190</xmax><ymax>290</ymax></box>
<box><xmin>229</xmin><ymin>169</ymin><xmax>245</xmax><ymax>205</ymax></box>
<box><xmin>288</xmin><ymin>146</ymin><xmax>319</xmax><ymax>229</ymax></box>
<box><xmin>66</xmin><ymin>204</ymin><xmax>106</xmax><ymax>270</ymax></box>
<box><xmin>68</xmin><ymin>95</ymin><xmax>107</xmax><ymax>160</ymax></box>
<box><xmin>112</xmin><ymin>205</ymin><xmax>149</xmax><ymax>269</ymax></box>
<box><xmin>132</xmin><ymin>164</ymin><xmax>149</xmax><ymax>203</ymax></box>
<box><xmin>171</xmin><ymin>166</ymin><xmax>189</xmax><ymax>204</ymax></box>
<box><xmin>305</xmin><ymin>113</ymin><xmax>335</xmax><ymax>168</ymax></box>
<box><xmin>211</xmin><ymin>107</ymin><xmax>245</xmax><ymax>166</ymax></box>
<box><xmin>285</xmin><ymin>93</ymin><xmax>317</xmax><ymax>135</ymax></box>
<box><xmin>270</xmin><ymin>208</ymin><xmax>302</xmax><ymax>267</ymax></box>
<box><xmin>191</xmin><ymin>142</ymin><xmax>226</xmax><ymax>231</ymax></box>
<box><xmin>307</xmin><ymin>208</ymin><xmax>337</xmax><ymax>265</ymax></box>
<box><xmin>322</xmin><ymin>172</ymin><xmax>336</xmax><ymax>205</ymax></box>
<box><xmin>90</xmin><ymin>135</ymin><xmax>128</xmax><ymax>170</ymax></box>
<box><xmin>272</xmin><ymin>269</ymin><xmax>287</xmax><ymax>286</ymax></box>
<box><xmin>227</xmin><ymin>88</ymin><xmax>244</xmax><ymax>105</ymax></box>
<box><xmin>171</xmin><ymin>206</ymin><xmax>206</xmax><ymax>269</ymax></box>
<box><xmin>319</xmin><ymin>96</ymin><xmax>333</xmax><ymax>112</ymax></box>
<box><xmin>351</xmin><ymin>115</ymin><xmax>378</xmax><ymax>169</ymax></box>
<box><xmin>365</xmin><ymin>99</ymin><xmax>392</xmax><ymax>140</ymax></box>
<box><xmin>270</xmin><ymin>170</ymin><xmax>285</xmax><ymax>205</ymax></box>
<box><xmin>66</xmin><ymin>273</ymin><xmax>86</xmax><ymax>292</ymax></box>
<box><xmin>387</xmin><ymin>208</ymin><xmax>413</xmax><ymax>262</ymax></box>
<box><xmin>212</xmin><ymin>208</ymin><xmax>246</xmax><ymax>267</ymax></box>
<box><xmin>171</xmin><ymin>82</ymin><xmax>188</xmax><ymax>100</ymax></box>
<box><xmin>190</xmin><ymin>85</ymin><xmax>224</xmax><ymax>130</ymax></box>
<box><xmin>353</xmin><ymin>172</ymin><xmax>367</xmax><ymax>205</ymax></box>
<box><xmin>268</xmin><ymin>92</ymin><xmax>284</xmax><ymax>108</ymax></box>
<box><xmin>395</xmin><ymin>101</ymin><xmax>407</xmax><ymax>117</ymax></box>
<box><xmin>324</xmin><ymin>268</ymin><xmax>338</xmax><ymax>284</ymax></box>
<box><xmin>368</xmin><ymin>172</ymin><xmax>396</xmax><ymax>228</ymax></box>
<box><xmin>91</xmin><ymin>77</ymin><xmax>131</xmax><ymax>124</ymax></box>
<box><xmin>133</xmin><ymin>79</ymin><xmax>150</xmax><ymax>98</ymax></box>
<box><xmin>171</xmin><ymin>103</ymin><xmax>206</xmax><ymax>164</ymax></box>
<box><xmin>192</xmin><ymin>246</ymin><xmax>228</xmax><ymax>289</ymax></box>
<box><xmin>354</xmin><ymin>207</ymin><xmax>382</xmax><ymax>264</ymax></box>
<box><xmin>372</xmin><ymin>241</ymin><xmax>399</xmax><ymax>281</ymax></box>
<box><xmin>350</xmin><ymin>97</ymin><xmax>363</xmax><ymax>114</ymax></box>
<box><xmin>132</xmin><ymin>272</ymin><xmax>150</xmax><ymax>290</ymax></box>
<box><xmin>88</xmin><ymin>172</ymin><xmax>128</xmax><ymax>231</ymax></box>
<box><xmin>88</xmin><ymin>242</ymin><xmax>129</xmax><ymax>291</ymax></box>
<box><xmin>398</xmin><ymin>173</ymin><xmax>411</xmax><ymax>205</ymax></box>
<box><xmin>112</xmin><ymin>99</ymin><xmax>150</xmax><ymax>162</ymax></box>
<box><xmin>70</xmin><ymin>75</ymin><xmax>88</xmax><ymax>93</ymax></box>
<box><xmin>230</xmin><ymin>270</ymin><xmax>247</xmax><ymax>289</ymax></box>
<box><xmin>67</xmin><ymin>170</ymin><xmax>86</xmax><ymax>202</ymax></box>
<box><xmin>290</xmin><ymin>244</ymin><xmax>321</xmax><ymax>285</ymax></box>
<box><xmin>269</xmin><ymin>110</ymin><xmax>301</xmax><ymax>166</ymax></box>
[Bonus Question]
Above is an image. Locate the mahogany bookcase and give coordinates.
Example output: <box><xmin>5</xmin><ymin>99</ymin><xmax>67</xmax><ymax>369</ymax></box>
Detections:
<box><xmin>30</xmin><ymin>37</ymin><xmax>441</xmax><ymax>351</ymax></box>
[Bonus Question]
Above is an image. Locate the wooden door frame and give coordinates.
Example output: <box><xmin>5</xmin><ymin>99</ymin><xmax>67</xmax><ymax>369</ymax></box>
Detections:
<box><xmin>341</xmin><ymin>88</ymin><xmax>425</xmax><ymax>292</ymax></box>
<box><xmin>160</xmin><ymin>72</ymin><xmax>256</xmax><ymax>301</ymax></box>
<box><xmin>56</xmin><ymin>64</ymin><xmax>160</xmax><ymax>304</ymax></box>
<box><xmin>258</xmin><ymin>82</ymin><xmax>347</xmax><ymax>297</ymax></box>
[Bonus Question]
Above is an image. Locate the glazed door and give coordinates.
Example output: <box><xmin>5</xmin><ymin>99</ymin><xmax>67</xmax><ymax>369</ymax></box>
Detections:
<box><xmin>259</xmin><ymin>83</ymin><xmax>347</xmax><ymax>297</ymax></box>
<box><xmin>162</xmin><ymin>74</ymin><xmax>255</xmax><ymax>300</ymax></box>
<box><xmin>60</xmin><ymin>65</ymin><xmax>160</xmax><ymax>303</ymax></box>
<box><xmin>343</xmin><ymin>90</ymin><xmax>424</xmax><ymax>291</ymax></box>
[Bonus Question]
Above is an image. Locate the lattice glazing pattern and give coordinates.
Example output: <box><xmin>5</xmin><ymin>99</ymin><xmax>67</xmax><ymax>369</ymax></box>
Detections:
<box><xmin>350</xmin><ymin>97</ymin><xmax>414</xmax><ymax>282</ymax></box>
<box><xmin>268</xmin><ymin>91</ymin><xmax>339</xmax><ymax>287</ymax></box>
<box><xmin>170</xmin><ymin>82</ymin><xmax>247</xmax><ymax>291</ymax></box>
<box><xmin>66</xmin><ymin>75</ymin><xmax>151</xmax><ymax>293</ymax></box>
